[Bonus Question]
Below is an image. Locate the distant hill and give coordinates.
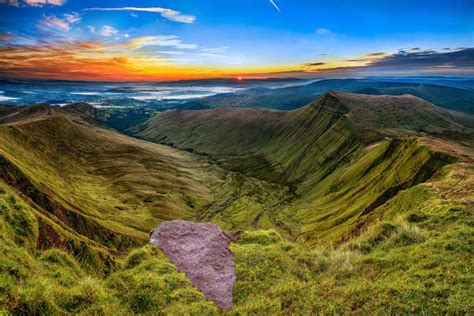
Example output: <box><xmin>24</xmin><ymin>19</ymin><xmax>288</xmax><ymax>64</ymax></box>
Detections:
<box><xmin>354</xmin><ymin>83</ymin><xmax>474</xmax><ymax>114</ymax></box>
<box><xmin>180</xmin><ymin>79</ymin><xmax>474</xmax><ymax>114</ymax></box>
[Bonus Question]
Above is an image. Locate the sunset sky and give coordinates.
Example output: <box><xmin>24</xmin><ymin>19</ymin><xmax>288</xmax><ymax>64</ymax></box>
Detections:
<box><xmin>0</xmin><ymin>0</ymin><xmax>473</xmax><ymax>81</ymax></box>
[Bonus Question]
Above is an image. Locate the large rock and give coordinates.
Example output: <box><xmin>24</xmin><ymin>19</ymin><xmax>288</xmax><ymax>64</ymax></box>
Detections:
<box><xmin>150</xmin><ymin>220</ymin><xmax>236</xmax><ymax>310</ymax></box>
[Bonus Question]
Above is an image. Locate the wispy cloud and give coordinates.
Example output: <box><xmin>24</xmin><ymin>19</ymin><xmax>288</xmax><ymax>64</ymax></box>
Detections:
<box><xmin>100</xmin><ymin>25</ymin><xmax>118</xmax><ymax>37</ymax></box>
<box><xmin>269</xmin><ymin>0</ymin><xmax>280</xmax><ymax>12</ymax></box>
<box><xmin>301</xmin><ymin>48</ymin><xmax>474</xmax><ymax>77</ymax></box>
<box><xmin>64</xmin><ymin>12</ymin><xmax>81</xmax><ymax>24</ymax></box>
<box><xmin>88</xmin><ymin>25</ymin><xmax>119</xmax><ymax>37</ymax></box>
<box><xmin>83</xmin><ymin>7</ymin><xmax>196</xmax><ymax>24</ymax></box>
<box><xmin>0</xmin><ymin>36</ymin><xmax>228</xmax><ymax>81</ymax></box>
<box><xmin>37</xmin><ymin>12</ymin><xmax>81</xmax><ymax>31</ymax></box>
<box><xmin>0</xmin><ymin>32</ymin><xmax>17</xmax><ymax>41</ymax></box>
<box><xmin>315</xmin><ymin>27</ymin><xmax>332</xmax><ymax>35</ymax></box>
<box><xmin>0</xmin><ymin>0</ymin><xmax>65</xmax><ymax>6</ymax></box>
<box><xmin>201</xmin><ymin>46</ymin><xmax>230</xmax><ymax>53</ymax></box>
<box><xmin>370</xmin><ymin>48</ymin><xmax>474</xmax><ymax>69</ymax></box>
<box><xmin>366</xmin><ymin>52</ymin><xmax>386</xmax><ymax>57</ymax></box>
<box><xmin>126</xmin><ymin>36</ymin><xmax>197</xmax><ymax>50</ymax></box>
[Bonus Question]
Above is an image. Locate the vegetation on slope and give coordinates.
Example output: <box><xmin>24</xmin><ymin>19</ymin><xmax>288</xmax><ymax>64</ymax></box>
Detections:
<box><xmin>0</xmin><ymin>108</ymin><xmax>221</xmax><ymax>248</ymax></box>
<box><xmin>133</xmin><ymin>92</ymin><xmax>473</xmax><ymax>241</ymax></box>
<box><xmin>1</xmin><ymin>158</ymin><xmax>472</xmax><ymax>314</ymax></box>
<box><xmin>0</xmin><ymin>91</ymin><xmax>473</xmax><ymax>314</ymax></box>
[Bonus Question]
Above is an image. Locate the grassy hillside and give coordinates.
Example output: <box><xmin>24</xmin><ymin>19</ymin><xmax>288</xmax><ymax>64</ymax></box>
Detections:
<box><xmin>0</xmin><ymin>106</ymin><xmax>222</xmax><ymax>247</ymax></box>
<box><xmin>0</xmin><ymin>104</ymin><xmax>293</xmax><ymax>253</ymax></box>
<box><xmin>1</xmin><ymin>159</ymin><xmax>472</xmax><ymax>314</ymax></box>
<box><xmin>135</xmin><ymin>92</ymin><xmax>473</xmax><ymax>180</ymax></box>
<box><xmin>134</xmin><ymin>92</ymin><xmax>473</xmax><ymax>242</ymax></box>
<box><xmin>1</xmin><ymin>92</ymin><xmax>473</xmax><ymax>314</ymax></box>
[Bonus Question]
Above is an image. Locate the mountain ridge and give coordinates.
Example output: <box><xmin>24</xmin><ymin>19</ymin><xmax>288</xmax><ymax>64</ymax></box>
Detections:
<box><xmin>0</xmin><ymin>90</ymin><xmax>472</xmax><ymax>314</ymax></box>
<box><xmin>131</xmin><ymin>92</ymin><xmax>472</xmax><ymax>242</ymax></box>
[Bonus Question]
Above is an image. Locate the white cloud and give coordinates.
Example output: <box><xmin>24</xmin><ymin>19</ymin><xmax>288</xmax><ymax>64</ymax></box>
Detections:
<box><xmin>99</xmin><ymin>25</ymin><xmax>118</xmax><ymax>37</ymax></box>
<box><xmin>37</xmin><ymin>12</ymin><xmax>80</xmax><ymax>31</ymax></box>
<box><xmin>269</xmin><ymin>0</ymin><xmax>280</xmax><ymax>12</ymax></box>
<box><xmin>124</xmin><ymin>33</ymin><xmax>130</xmax><ymax>38</ymax></box>
<box><xmin>130</xmin><ymin>12</ymin><xmax>138</xmax><ymax>18</ymax></box>
<box><xmin>87</xmin><ymin>25</ymin><xmax>119</xmax><ymax>37</ymax></box>
<box><xmin>64</xmin><ymin>12</ymin><xmax>81</xmax><ymax>24</ymax></box>
<box><xmin>158</xmin><ymin>51</ymin><xmax>185</xmax><ymax>55</ymax></box>
<box><xmin>315</xmin><ymin>27</ymin><xmax>332</xmax><ymax>35</ymax></box>
<box><xmin>83</xmin><ymin>7</ymin><xmax>196</xmax><ymax>24</ymax></box>
<box><xmin>126</xmin><ymin>35</ymin><xmax>197</xmax><ymax>49</ymax></box>
<box><xmin>87</xmin><ymin>25</ymin><xmax>96</xmax><ymax>34</ymax></box>
<box><xmin>1</xmin><ymin>0</ymin><xmax>65</xmax><ymax>6</ymax></box>
<box><xmin>201</xmin><ymin>46</ymin><xmax>230</xmax><ymax>53</ymax></box>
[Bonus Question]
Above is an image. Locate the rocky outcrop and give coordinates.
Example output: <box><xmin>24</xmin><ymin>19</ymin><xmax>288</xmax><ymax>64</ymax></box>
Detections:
<box><xmin>150</xmin><ymin>220</ymin><xmax>236</xmax><ymax>310</ymax></box>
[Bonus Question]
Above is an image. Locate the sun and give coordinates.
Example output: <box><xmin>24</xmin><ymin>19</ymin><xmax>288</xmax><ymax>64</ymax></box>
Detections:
<box><xmin>237</xmin><ymin>76</ymin><xmax>243</xmax><ymax>81</ymax></box>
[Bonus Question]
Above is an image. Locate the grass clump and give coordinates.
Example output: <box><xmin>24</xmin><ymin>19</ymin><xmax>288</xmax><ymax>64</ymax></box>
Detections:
<box><xmin>107</xmin><ymin>245</ymin><xmax>216</xmax><ymax>314</ymax></box>
<box><xmin>347</xmin><ymin>218</ymin><xmax>426</xmax><ymax>253</ymax></box>
<box><xmin>388</xmin><ymin>222</ymin><xmax>426</xmax><ymax>247</ymax></box>
<box><xmin>238</xmin><ymin>229</ymin><xmax>282</xmax><ymax>245</ymax></box>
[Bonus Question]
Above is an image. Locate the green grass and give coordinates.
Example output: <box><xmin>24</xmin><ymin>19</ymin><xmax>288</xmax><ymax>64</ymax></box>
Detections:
<box><xmin>0</xmin><ymin>99</ymin><xmax>472</xmax><ymax>314</ymax></box>
<box><xmin>1</xmin><ymin>160</ymin><xmax>472</xmax><ymax>314</ymax></box>
<box><xmin>0</xmin><ymin>115</ymin><xmax>219</xmax><ymax>245</ymax></box>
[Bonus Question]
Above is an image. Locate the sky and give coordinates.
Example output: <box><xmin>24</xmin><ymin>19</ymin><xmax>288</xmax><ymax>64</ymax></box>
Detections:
<box><xmin>0</xmin><ymin>0</ymin><xmax>473</xmax><ymax>81</ymax></box>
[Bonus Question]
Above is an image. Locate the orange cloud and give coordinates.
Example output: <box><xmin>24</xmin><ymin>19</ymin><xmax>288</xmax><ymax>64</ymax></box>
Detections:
<box><xmin>0</xmin><ymin>37</ymin><xmax>358</xmax><ymax>80</ymax></box>
<box><xmin>2</xmin><ymin>34</ymin><xmax>469</xmax><ymax>81</ymax></box>
<box><xmin>37</xmin><ymin>13</ymin><xmax>81</xmax><ymax>31</ymax></box>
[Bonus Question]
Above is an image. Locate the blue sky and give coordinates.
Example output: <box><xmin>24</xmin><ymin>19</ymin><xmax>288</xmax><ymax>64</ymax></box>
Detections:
<box><xmin>0</xmin><ymin>0</ymin><xmax>473</xmax><ymax>80</ymax></box>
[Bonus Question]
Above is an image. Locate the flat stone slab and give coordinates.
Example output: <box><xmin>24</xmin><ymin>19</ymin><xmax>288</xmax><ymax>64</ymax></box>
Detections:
<box><xmin>150</xmin><ymin>220</ymin><xmax>236</xmax><ymax>310</ymax></box>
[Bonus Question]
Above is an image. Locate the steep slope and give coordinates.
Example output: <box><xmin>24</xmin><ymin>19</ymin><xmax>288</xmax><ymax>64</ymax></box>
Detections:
<box><xmin>335</xmin><ymin>92</ymin><xmax>473</xmax><ymax>143</ymax></box>
<box><xmin>0</xmin><ymin>104</ymin><xmax>297</xmax><ymax>258</ymax></box>
<box><xmin>135</xmin><ymin>92</ymin><xmax>473</xmax><ymax>182</ymax></box>
<box><xmin>0</xmin><ymin>106</ymin><xmax>221</xmax><ymax>252</ymax></box>
<box><xmin>134</xmin><ymin>92</ymin><xmax>473</xmax><ymax>241</ymax></box>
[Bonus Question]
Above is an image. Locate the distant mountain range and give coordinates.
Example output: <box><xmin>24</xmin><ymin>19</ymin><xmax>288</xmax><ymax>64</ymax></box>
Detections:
<box><xmin>180</xmin><ymin>78</ymin><xmax>474</xmax><ymax>114</ymax></box>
